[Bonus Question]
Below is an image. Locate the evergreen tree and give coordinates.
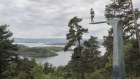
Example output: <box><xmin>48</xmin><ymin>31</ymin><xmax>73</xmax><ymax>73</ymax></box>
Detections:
<box><xmin>104</xmin><ymin>0</ymin><xmax>140</xmax><ymax>54</ymax></box>
<box><xmin>0</xmin><ymin>25</ymin><xmax>18</xmax><ymax>78</ymax></box>
<box><xmin>104</xmin><ymin>0</ymin><xmax>140</xmax><ymax>78</ymax></box>
<box><xmin>64</xmin><ymin>17</ymin><xmax>88</xmax><ymax>79</ymax></box>
<box><xmin>105</xmin><ymin>0</ymin><xmax>140</xmax><ymax>41</ymax></box>
<box><xmin>30</xmin><ymin>64</ymin><xmax>46</xmax><ymax>79</ymax></box>
<box><xmin>65</xmin><ymin>17</ymin><xmax>101</xmax><ymax>79</ymax></box>
<box><xmin>83</xmin><ymin>36</ymin><xmax>101</xmax><ymax>68</ymax></box>
<box><xmin>2</xmin><ymin>63</ymin><xmax>17</xmax><ymax>79</ymax></box>
<box><xmin>16</xmin><ymin>58</ymin><xmax>37</xmax><ymax>79</ymax></box>
<box><xmin>124</xmin><ymin>39</ymin><xmax>140</xmax><ymax>77</ymax></box>
<box><xmin>44</xmin><ymin>62</ymin><xmax>54</xmax><ymax>74</ymax></box>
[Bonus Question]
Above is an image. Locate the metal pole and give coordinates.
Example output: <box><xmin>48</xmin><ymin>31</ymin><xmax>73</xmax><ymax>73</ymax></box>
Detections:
<box><xmin>130</xmin><ymin>0</ymin><xmax>140</xmax><ymax>53</ymax></box>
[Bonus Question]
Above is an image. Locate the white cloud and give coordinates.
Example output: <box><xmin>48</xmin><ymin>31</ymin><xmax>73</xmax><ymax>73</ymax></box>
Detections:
<box><xmin>0</xmin><ymin>0</ymin><xmax>139</xmax><ymax>39</ymax></box>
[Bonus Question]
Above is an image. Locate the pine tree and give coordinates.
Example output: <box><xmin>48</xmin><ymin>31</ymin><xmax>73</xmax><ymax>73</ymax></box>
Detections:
<box><xmin>104</xmin><ymin>0</ymin><xmax>140</xmax><ymax>77</ymax></box>
<box><xmin>82</xmin><ymin>36</ymin><xmax>101</xmax><ymax>70</ymax></box>
<box><xmin>64</xmin><ymin>17</ymin><xmax>102</xmax><ymax>79</ymax></box>
<box><xmin>104</xmin><ymin>0</ymin><xmax>140</xmax><ymax>55</ymax></box>
<box><xmin>83</xmin><ymin>36</ymin><xmax>101</xmax><ymax>64</ymax></box>
<box><xmin>64</xmin><ymin>17</ymin><xmax>88</xmax><ymax>79</ymax></box>
<box><xmin>105</xmin><ymin>0</ymin><xmax>140</xmax><ymax>42</ymax></box>
<box><xmin>0</xmin><ymin>24</ymin><xmax>18</xmax><ymax>78</ymax></box>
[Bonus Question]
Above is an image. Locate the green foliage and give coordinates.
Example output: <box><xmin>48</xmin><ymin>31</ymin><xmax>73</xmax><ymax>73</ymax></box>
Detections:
<box><xmin>14</xmin><ymin>72</ymin><xmax>27</xmax><ymax>79</ymax></box>
<box><xmin>90</xmin><ymin>69</ymin><xmax>110</xmax><ymax>79</ymax></box>
<box><xmin>0</xmin><ymin>25</ymin><xmax>38</xmax><ymax>79</ymax></box>
<box><xmin>83</xmin><ymin>36</ymin><xmax>101</xmax><ymax>62</ymax></box>
<box><xmin>104</xmin><ymin>0</ymin><xmax>140</xmax><ymax>78</ymax></box>
<box><xmin>45</xmin><ymin>73</ymin><xmax>64</xmax><ymax>79</ymax></box>
<box><xmin>105</xmin><ymin>0</ymin><xmax>140</xmax><ymax>43</ymax></box>
<box><xmin>102</xmin><ymin>28</ymin><xmax>113</xmax><ymax>55</ymax></box>
<box><xmin>105</xmin><ymin>56</ymin><xmax>112</xmax><ymax>68</ymax></box>
<box><xmin>17</xmin><ymin>46</ymin><xmax>64</xmax><ymax>57</ymax></box>
<box><xmin>16</xmin><ymin>58</ymin><xmax>37</xmax><ymax>78</ymax></box>
<box><xmin>124</xmin><ymin>39</ymin><xmax>140</xmax><ymax>77</ymax></box>
<box><xmin>64</xmin><ymin>17</ymin><xmax>102</xmax><ymax>79</ymax></box>
<box><xmin>2</xmin><ymin>63</ymin><xmax>17</xmax><ymax>79</ymax></box>
<box><xmin>64</xmin><ymin>17</ymin><xmax>88</xmax><ymax>51</ymax></box>
<box><xmin>30</xmin><ymin>63</ymin><xmax>47</xmax><ymax>79</ymax></box>
<box><xmin>46</xmin><ymin>46</ymin><xmax>64</xmax><ymax>52</ymax></box>
<box><xmin>44</xmin><ymin>62</ymin><xmax>54</xmax><ymax>74</ymax></box>
<box><xmin>2</xmin><ymin>63</ymin><xmax>27</xmax><ymax>79</ymax></box>
<box><xmin>105</xmin><ymin>0</ymin><xmax>133</xmax><ymax>22</ymax></box>
<box><xmin>0</xmin><ymin>25</ymin><xmax>18</xmax><ymax>78</ymax></box>
<box><xmin>64</xmin><ymin>17</ymin><xmax>88</xmax><ymax>79</ymax></box>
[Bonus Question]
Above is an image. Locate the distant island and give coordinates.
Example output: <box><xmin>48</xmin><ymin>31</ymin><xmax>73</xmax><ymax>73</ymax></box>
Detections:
<box><xmin>17</xmin><ymin>45</ymin><xmax>64</xmax><ymax>57</ymax></box>
<box><xmin>14</xmin><ymin>38</ymin><xmax>68</xmax><ymax>43</ymax></box>
<box><xmin>14</xmin><ymin>38</ymin><xmax>104</xmax><ymax>45</ymax></box>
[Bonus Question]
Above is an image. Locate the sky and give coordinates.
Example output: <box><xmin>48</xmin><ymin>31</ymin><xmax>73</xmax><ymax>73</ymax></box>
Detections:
<box><xmin>0</xmin><ymin>0</ymin><xmax>140</xmax><ymax>39</ymax></box>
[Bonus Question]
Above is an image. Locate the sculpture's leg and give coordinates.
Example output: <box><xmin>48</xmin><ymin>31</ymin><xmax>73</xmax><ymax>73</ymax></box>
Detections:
<box><xmin>108</xmin><ymin>19</ymin><xmax>125</xmax><ymax>79</ymax></box>
<box><xmin>91</xmin><ymin>16</ymin><xmax>94</xmax><ymax>23</ymax></box>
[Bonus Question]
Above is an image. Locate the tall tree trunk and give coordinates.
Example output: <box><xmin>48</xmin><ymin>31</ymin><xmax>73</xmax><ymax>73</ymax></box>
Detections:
<box><xmin>78</xmin><ymin>38</ymin><xmax>85</xmax><ymax>79</ymax></box>
<box><xmin>81</xmin><ymin>70</ymin><xmax>85</xmax><ymax>79</ymax></box>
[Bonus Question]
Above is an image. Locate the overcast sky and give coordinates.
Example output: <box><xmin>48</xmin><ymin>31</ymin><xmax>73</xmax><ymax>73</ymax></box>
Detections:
<box><xmin>0</xmin><ymin>0</ymin><xmax>139</xmax><ymax>39</ymax></box>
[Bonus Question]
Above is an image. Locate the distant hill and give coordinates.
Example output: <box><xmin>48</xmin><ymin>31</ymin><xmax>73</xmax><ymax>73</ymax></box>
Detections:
<box><xmin>14</xmin><ymin>38</ymin><xmax>104</xmax><ymax>45</ymax></box>
<box><xmin>14</xmin><ymin>38</ymin><xmax>68</xmax><ymax>43</ymax></box>
<box><xmin>98</xmin><ymin>39</ymin><xmax>104</xmax><ymax>45</ymax></box>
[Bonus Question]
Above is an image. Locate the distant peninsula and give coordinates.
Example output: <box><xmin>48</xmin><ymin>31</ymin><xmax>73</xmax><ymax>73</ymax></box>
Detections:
<box><xmin>17</xmin><ymin>45</ymin><xmax>64</xmax><ymax>57</ymax></box>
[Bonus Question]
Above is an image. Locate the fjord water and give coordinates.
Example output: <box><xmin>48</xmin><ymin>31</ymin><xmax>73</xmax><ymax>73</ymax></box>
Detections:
<box><xmin>18</xmin><ymin>43</ymin><xmax>105</xmax><ymax>67</ymax></box>
<box><xmin>27</xmin><ymin>51</ymin><xmax>72</xmax><ymax>67</ymax></box>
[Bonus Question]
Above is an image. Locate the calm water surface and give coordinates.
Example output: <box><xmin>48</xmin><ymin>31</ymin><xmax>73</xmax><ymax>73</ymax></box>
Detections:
<box><xmin>18</xmin><ymin>43</ymin><xmax>105</xmax><ymax>67</ymax></box>
<box><xmin>27</xmin><ymin>51</ymin><xmax>72</xmax><ymax>67</ymax></box>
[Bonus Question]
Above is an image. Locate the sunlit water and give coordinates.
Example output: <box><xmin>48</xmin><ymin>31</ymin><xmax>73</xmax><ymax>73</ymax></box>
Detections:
<box><xmin>17</xmin><ymin>43</ymin><xmax>105</xmax><ymax>67</ymax></box>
